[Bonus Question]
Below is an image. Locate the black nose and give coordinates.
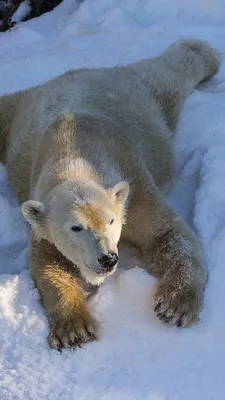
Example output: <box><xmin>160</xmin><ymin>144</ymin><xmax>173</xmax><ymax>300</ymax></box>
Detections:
<box><xmin>98</xmin><ymin>253</ymin><xmax>119</xmax><ymax>271</ymax></box>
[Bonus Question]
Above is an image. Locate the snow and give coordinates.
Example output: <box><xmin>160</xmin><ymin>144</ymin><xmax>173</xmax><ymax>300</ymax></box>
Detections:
<box><xmin>1</xmin><ymin>0</ymin><xmax>225</xmax><ymax>399</ymax></box>
<box><xmin>11</xmin><ymin>1</ymin><xmax>31</xmax><ymax>24</ymax></box>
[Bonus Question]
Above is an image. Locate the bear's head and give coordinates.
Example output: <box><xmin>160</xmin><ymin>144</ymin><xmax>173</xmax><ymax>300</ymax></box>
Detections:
<box><xmin>22</xmin><ymin>179</ymin><xmax>129</xmax><ymax>285</ymax></box>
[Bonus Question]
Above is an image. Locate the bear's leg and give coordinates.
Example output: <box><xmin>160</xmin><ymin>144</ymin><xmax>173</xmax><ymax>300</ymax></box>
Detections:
<box><xmin>149</xmin><ymin>39</ymin><xmax>221</xmax><ymax>132</ymax></box>
<box><xmin>123</xmin><ymin>186</ymin><xmax>207</xmax><ymax>327</ymax></box>
<box><xmin>30</xmin><ymin>236</ymin><xmax>100</xmax><ymax>350</ymax></box>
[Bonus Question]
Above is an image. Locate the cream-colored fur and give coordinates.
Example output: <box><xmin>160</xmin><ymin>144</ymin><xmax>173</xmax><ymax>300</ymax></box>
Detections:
<box><xmin>0</xmin><ymin>39</ymin><xmax>221</xmax><ymax>350</ymax></box>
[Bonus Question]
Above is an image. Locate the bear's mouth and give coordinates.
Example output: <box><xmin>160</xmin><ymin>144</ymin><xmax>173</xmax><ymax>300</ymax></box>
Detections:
<box><xmin>94</xmin><ymin>265</ymin><xmax>118</xmax><ymax>277</ymax></box>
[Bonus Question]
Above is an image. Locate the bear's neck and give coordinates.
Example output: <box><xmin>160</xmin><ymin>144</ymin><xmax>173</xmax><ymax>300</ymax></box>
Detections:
<box><xmin>32</xmin><ymin>113</ymin><xmax>123</xmax><ymax>201</ymax></box>
<box><xmin>33</xmin><ymin>156</ymin><xmax>102</xmax><ymax>201</ymax></box>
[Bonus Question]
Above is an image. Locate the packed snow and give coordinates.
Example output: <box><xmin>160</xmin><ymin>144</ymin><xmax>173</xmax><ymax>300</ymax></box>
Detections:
<box><xmin>1</xmin><ymin>0</ymin><xmax>225</xmax><ymax>399</ymax></box>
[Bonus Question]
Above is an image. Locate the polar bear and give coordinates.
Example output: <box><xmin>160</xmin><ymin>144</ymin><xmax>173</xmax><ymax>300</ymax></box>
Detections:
<box><xmin>0</xmin><ymin>39</ymin><xmax>221</xmax><ymax>351</ymax></box>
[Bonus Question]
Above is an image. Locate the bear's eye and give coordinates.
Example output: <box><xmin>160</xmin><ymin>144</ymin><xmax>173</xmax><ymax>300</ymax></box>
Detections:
<box><xmin>110</xmin><ymin>219</ymin><xmax>114</xmax><ymax>225</ymax></box>
<box><xmin>71</xmin><ymin>225</ymin><xmax>83</xmax><ymax>232</ymax></box>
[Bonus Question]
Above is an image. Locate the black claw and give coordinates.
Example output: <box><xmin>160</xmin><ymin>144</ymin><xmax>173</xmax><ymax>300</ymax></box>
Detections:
<box><xmin>176</xmin><ymin>319</ymin><xmax>182</xmax><ymax>327</ymax></box>
<box><xmin>48</xmin><ymin>333</ymin><xmax>63</xmax><ymax>352</ymax></box>
<box><xmin>157</xmin><ymin>311</ymin><xmax>168</xmax><ymax>320</ymax></box>
<box><xmin>164</xmin><ymin>316</ymin><xmax>173</xmax><ymax>323</ymax></box>
<box><xmin>88</xmin><ymin>332</ymin><xmax>96</xmax><ymax>341</ymax></box>
<box><xmin>76</xmin><ymin>339</ymin><xmax>82</xmax><ymax>348</ymax></box>
<box><xmin>177</xmin><ymin>313</ymin><xmax>185</xmax><ymax>327</ymax></box>
<box><xmin>154</xmin><ymin>302</ymin><xmax>162</xmax><ymax>313</ymax></box>
<box><xmin>72</xmin><ymin>344</ymin><xmax>77</xmax><ymax>351</ymax></box>
<box><xmin>68</xmin><ymin>340</ymin><xmax>76</xmax><ymax>349</ymax></box>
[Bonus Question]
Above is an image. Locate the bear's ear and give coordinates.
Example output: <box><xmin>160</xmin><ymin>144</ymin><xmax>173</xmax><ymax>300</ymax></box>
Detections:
<box><xmin>109</xmin><ymin>181</ymin><xmax>130</xmax><ymax>205</ymax></box>
<box><xmin>21</xmin><ymin>200</ymin><xmax>45</xmax><ymax>226</ymax></box>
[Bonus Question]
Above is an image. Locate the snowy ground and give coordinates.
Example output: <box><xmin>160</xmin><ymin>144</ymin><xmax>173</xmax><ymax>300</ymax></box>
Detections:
<box><xmin>1</xmin><ymin>0</ymin><xmax>225</xmax><ymax>399</ymax></box>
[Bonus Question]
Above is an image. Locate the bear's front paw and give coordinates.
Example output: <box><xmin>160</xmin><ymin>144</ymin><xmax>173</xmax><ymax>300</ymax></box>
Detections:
<box><xmin>48</xmin><ymin>312</ymin><xmax>100</xmax><ymax>351</ymax></box>
<box><xmin>152</xmin><ymin>276</ymin><xmax>204</xmax><ymax>327</ymax></box>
